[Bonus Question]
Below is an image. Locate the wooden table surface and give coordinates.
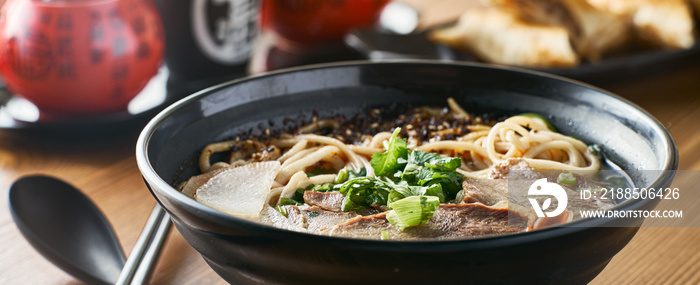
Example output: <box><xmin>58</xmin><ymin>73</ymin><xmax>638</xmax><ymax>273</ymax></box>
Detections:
<box><xmin>2</xmin><ymin>2</ymin><xmax>700</xmax><ymax>285</ymax></box>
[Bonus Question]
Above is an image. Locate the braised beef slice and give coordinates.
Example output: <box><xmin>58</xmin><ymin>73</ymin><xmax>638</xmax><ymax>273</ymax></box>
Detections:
<box><xmin>303</xmin><ymin>191</ymin><xmax>345</xmax><ymax>212</ymax></box>
<box><xmin>462</xmin><ymin>158</ymin><xmax>614</xmax><ymax>220</ymax></box>
<box><xmin>462</xmin><ymin>177</ymin><xmax>535</xmax><ymax>207</ymax></box>
<box><xmin>487</xmin><ymin>157</ymin><xmax>542</xmax><ymax>179</ymax></box>
<box><xmin>323</xmin><ymin>203</ymin><xmax>530</xmax><ymax>240</ymax></box>
<box><xmin>461</xmin><ymin>159</ymin><xmax>539</xmax><ymax>206</ymax></box>
<box><xmin>282</xmin><ymin>205</ymin><xmax>358</xmax><ymax>232</ymax></box>
<box><xmin>460</xmin><ymin>158</ymin><xmax>540</xmax><ymax>207</ymax></box>
<box><xmin>256</xmin><ymin>206</ymin><xmax>306</xmax><ymax>233</ymax></box>
<box><xmin>322</xmin><ymin>212</ymin><xmax>392</xmax><ymax>239</ymax></box>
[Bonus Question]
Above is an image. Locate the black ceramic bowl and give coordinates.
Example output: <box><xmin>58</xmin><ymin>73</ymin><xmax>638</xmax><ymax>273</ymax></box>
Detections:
<box><xmin>136</xmin><ymin>61</ymin><xmax>677</xmax><ymax>284</ymax></box>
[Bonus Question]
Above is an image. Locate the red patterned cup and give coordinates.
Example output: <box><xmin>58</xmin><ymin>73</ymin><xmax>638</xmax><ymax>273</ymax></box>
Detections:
<box><xmin>0</xmin><ymin>0</ymin><xmax>164</xmax><ymax>116</ymax></box>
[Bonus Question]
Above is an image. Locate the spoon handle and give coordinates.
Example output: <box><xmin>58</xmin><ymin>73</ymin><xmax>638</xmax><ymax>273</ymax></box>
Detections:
<box><xmin>115</xmin><ymin>205</ymin><xmax>172</xmax><ymax>285</ymax></box>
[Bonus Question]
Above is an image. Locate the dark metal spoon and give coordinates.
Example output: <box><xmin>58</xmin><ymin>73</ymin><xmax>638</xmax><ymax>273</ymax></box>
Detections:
<box><xmin>8</xmin><ymin>175</ymin><xmax>171</xmax><ymax>285</ymax></box>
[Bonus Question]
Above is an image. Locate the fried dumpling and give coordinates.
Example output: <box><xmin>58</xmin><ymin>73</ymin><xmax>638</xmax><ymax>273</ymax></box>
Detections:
<box><xmin>633</xmin><ymin>0</ymin><xmax>695</xmax><ymax>49</ymax></box>
<box><xmin>429</xmin><ymin>8</ymin><xmax>579</xmax><ymax>68</ymax></box>
<box><xmin>586</xmin><ymin>0</ymin><xmax>639</xmax><ymax>15</ymax></box>
<box><xmin>491</xmin><ymin>0</ymin><xmax>631</xmax><ymax>61</ymax></box>
<box><xmin>692</xmin><ymin>0</ymin><xmax>700</xmax><ymax>16</ymax></box>
<box><xmin>587</xmin><ymin>0</ymin><xmax>696</xmax><ymax>49</ymax></box>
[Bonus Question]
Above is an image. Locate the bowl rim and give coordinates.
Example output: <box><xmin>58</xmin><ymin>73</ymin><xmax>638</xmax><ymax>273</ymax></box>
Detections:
<box><xmin>136</xmin><ymin>59</ymin><xmax>678</xmax><ymax>247</ymax></box>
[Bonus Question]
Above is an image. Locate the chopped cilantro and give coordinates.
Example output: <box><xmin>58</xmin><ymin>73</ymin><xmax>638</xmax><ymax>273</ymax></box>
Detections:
<box><xmin>371</xmin><ymin>128</ymin><xmax>408</xmax><ymax>176</ymax></box>
<box><xmin>297</xmin><ymin>127</ymin><xmax>465</xmax><ymax>231</ymax></box>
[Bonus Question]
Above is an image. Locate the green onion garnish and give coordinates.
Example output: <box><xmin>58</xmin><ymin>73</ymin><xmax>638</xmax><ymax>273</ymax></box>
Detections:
<box><xmin>381</xmin><ymin>231</ymin><xmax>389</xmax><ymax>240</ymax></box>
<box><xmin>588</xmin><ymin>144</ymin><xmax>602</xmax><ymax>159</ymax></box>
<box><xmin>519</xmin><ymin>113</ymin><xmax>557</xmax><ymax>132</ymax></box>
<box><xmin>334</xmin><ymin>168</ymin><xmax>349</xmax><ymax>184</ymax></box>
<box><xmin>386</xmin><ymin>195</ymin><xmax>439</xmax><ymax>230</ymax></box>
<box><xmin>557</xmin><ymin>172</ymin><xmax>577</xmax><ymax>187</ymax></box>
<box><xmin>277</xmin><ymin>206</ymin><xmax>288</xmax><ymax>217</ymax></box>
<box><xmin>279</xmin><ymin>197</ymin><xmax>302</xmax><ymax>206</ymax></box>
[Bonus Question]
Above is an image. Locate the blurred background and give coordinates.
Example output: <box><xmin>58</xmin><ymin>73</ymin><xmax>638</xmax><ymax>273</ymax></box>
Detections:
<box><xmin>0</xmin><ymin>1</ymin><xmax>699</xmax><ymax>284</ymax></box>
<box><xmin>0</xmin><ymin>0</ymin><xmax>697</xmax><ymax>133</ymax></box>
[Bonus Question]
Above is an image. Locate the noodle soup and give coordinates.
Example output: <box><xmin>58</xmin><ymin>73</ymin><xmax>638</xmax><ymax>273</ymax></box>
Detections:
<box><xmin>178</xmin><ymin>98</ymin><xmax>618</xmax><ymax>240</ymax></box>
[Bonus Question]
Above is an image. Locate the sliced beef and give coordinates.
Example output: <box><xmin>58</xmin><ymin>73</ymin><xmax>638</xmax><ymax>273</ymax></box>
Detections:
<box><xmin>462</xmin><ymin>158</ymin><xmax>543</xmax><ymax>206</ymax></box>
<box><xmin>462</xmin><ymin>160</ymin><xmax>538</xmax><ymax>206</ymax></box>
<box><xmin>282</xmin><ymin>205</ymin><xmax>358</xmax><ymax>232</ymax></box>
<box><xmin>461</xmin><ymin>158</ymin><xmax>614</xmax><ymax>221</ymax></box>
<box><xmin>322</xmin><ymin>212</ymin><xmax>392</xmax><ymax>239</ymax></box>
<box><xmin>303</xmin><ymin>191</ymin><xmax>345</xmax><ymax>211</ymax></box>
<box><xmin>487</xmin><ymin>158</ymin><xmax>541</xmax><ymax>179</ymax></box>
<box><xmin>283</xmin><ymin>205</ymin><xmax>308</xmax><ymax>228</ymax></box>
<box><xmin>461</xmin><ymin>176</ymin><xmax>535</xmax><ymax>207</ymax></box>
<box><xmin>254</xmin><ymin>206</ymin><xmax>306</xmax><ymax>233</ymax></box>
<box><xmin>323</xmin><ymin>202</ymin><xmax>533</xmax><ymax>240</ymax></box>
